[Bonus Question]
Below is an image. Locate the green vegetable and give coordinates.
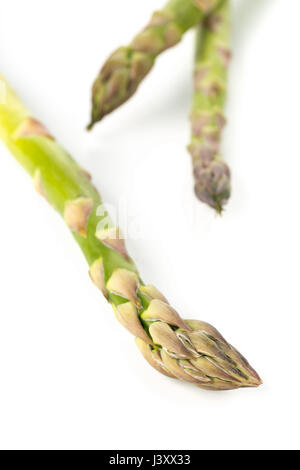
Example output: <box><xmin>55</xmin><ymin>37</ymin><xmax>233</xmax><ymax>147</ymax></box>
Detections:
<box><xmin>88</xmin><ymin>0</ymin><xmax>223</xmax><ymax>129</ymax></box>
<box><xmin>0</xmin><ymin>74</ymin><xmax>261</xmax><ymax>391</ymax></box>
<box><xmin>188</xmin><ymin>0</ymin><xmax>231</xmax><ymax>212</ymax></box>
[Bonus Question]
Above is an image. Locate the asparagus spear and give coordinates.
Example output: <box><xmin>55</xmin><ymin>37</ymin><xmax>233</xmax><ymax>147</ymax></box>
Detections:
<box><xmin>0</xmin><ymin>75</ymin><xmax>261</xmax><ymax>391</ymax></box>
<box><xmin>88</xmin><ymin>0</ymin><xmax>222</xmax><ymax>129</ymax></box>
<box><xmin>188</xmin><ymin>0</ymin><xmax>231</xmax><ymax>212</ymax></box>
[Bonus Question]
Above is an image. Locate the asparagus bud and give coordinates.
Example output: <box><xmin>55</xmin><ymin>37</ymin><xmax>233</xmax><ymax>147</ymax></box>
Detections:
<box><xmin>191</xmin><ymin>0</ymin><xmax>220</xmax><ymax>14</ymax></box>
<box><xmin>137</xmin><ymin>318</ymin><xmax>262</xmax><ymax>390</ymax></box>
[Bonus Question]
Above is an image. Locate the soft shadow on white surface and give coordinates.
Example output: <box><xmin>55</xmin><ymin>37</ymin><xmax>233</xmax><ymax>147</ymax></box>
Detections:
<box><xmin>233</xmin><ymin>0</ymin><xmax>274</xmax><ymax>50</ymax></box>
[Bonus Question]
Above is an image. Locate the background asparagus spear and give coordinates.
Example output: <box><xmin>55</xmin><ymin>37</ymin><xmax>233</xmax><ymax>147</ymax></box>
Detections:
<box><xmin>188</xmin><ymin>0</ymin><xmax>231</xmax><ymax>212</ymax></box>
<box><xmin>191</xmin><ymin>0</ymin><xmax>221</xmax><ymax>13</ymax></box>
<box><xmin>88</xmin><ymin>0</ymin><xmax>222</xmax><ymax>129</ymax></box>
<box><xmin>0</xmin><ymin>74</ymin><xmax>261</xmax><ymax>391</ymax></box>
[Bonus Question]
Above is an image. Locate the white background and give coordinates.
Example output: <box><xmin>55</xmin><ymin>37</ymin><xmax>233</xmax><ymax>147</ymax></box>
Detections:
<box><xmin>0</xmin><ymin>0</ymin><xmax>298</xmax><ymax>450</ymax></box>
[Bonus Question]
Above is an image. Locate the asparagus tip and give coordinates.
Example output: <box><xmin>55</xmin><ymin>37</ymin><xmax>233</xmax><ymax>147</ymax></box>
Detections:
<box><xmin>215</xmin><ymin>201</ymin><xmax>224</xmax><ymax>216</ymax></box>
<box><xmin>194</xmin><ymin>160</ymin><xmax>231</xmax><ymax>213</ymax></box>
<box><xmin>87</xmin><ymin>121</ymin><xmax>95</xmax><ymax>131</ymax></box>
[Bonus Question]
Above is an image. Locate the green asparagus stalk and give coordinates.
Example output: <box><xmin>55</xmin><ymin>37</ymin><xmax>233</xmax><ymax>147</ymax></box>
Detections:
<box><xmin>188</xmin><ymin>0</ymin><xmax>231</xmax><ymax>212</ymax></box>
<box><xmin>88</xmin><ymin>0</ymin><xmax>222</xmax><ymax>129</ymax></box>
<box><xmin>0</xmin><ymin>75</ymin><xmax>261</xmax><ymax>391</ymax></box>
